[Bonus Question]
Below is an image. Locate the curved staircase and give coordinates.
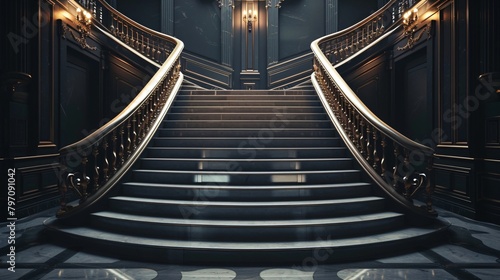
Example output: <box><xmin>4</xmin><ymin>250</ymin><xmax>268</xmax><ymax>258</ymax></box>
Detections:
<box><xmin>45</xmin><ymin>89</ymin><xmax>448</xmax><ymax>264</ymax></box>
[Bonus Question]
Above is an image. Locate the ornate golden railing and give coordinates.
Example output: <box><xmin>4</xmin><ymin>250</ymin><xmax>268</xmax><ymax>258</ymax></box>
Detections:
<box><xmin>57</xmin><ymin>0</ymin><xmax>184</xmax><ymax>220</ymax></box>
<box><xmin>311</xmin><ymin>0</ymin><xmax>437</xmax><ymax>220</ymax></box>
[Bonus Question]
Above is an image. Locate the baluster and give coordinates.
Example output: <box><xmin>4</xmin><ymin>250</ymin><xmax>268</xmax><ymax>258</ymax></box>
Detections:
<box><xmin>102</xmin><ymin>138</ymin><xmax>110</xmax><ymax>183</ymax></box>
<box><xmin>403</xmin><ymin>149</ymin><xmax>412</xmax><ymax>199</ymax></box>
<box><xmin>359</xmin><ymin>120</ymin><xmax>366</xmax><ymax>157</ymax></box>
<box><xmin>139</xmin><ymin>103</ymin><xmax>148</xmax><ymax>139</ymax></box>
<box><xmin>92</xmin><ymin>143</ymin><xmax>100</xmax><ymax>190</ymax></box>
<box><xmin>355</xmin><ymin>31</ymin><xmax>360</xmax><ymax>51</ymax></box>
<box><xmin>80</xmin><ymin>156</ymin><xmax>89</xmax><ymax>201</ymax></box>
<box><xmin>117</xmin><ymin>20</ymin><xmax>123</xmax><ymax>40</ymax></box>
<box><xmin>338</xmin><ymin>94</ymin><xmax>345</xmax><ymax>127</ymax></box>
<box><xmin>146</xmin><ymin>38</ymin><xmax>151</xmax><ymax>57</ymax></box>
<box><xmin>137</xmin><ymin>106</ymin><xmax>144</xmax><ymax>141</ymax></box>
<box><xmin>366</xmin><ymin>124</ymin><xmax>372</xmax><ymax>164</ymax></box>
<box><xmin>130</xmin><ymin>28</ymin><xmax>135</xmax><ymax>47</ymax></box>
<box><xmin>380</xmin><ymin>135</ymin><xmax>387</xmax><ymax>177</ymax></box>
<box><xmin>344</xmin><ymin>38</ymin><xmax>349</xmax><ymax>57</ymax></box>
<box><xmin>149</xmin><ymin>94</ymin><xmax>155</xmax><ymax>123</ymax></box>
<box><xmin>111</xmin><ymin>130</ymin><xmax>118</xmax><ymax>175</ymax></box>
<box><xmin>141</xmin><ymin>35</ymin><xmax>145</xmax><ymax>53</ymax></box>
<box><xmin>135</xmin><ymin>32</ymin><xmax>140</xmax><ymax>50</ymax></box>
<box><xmin>154</xmin><ymin>89</ymin><xmax>160</xmax><ymax>118</ymax></box>
<box><xmin>151</xmin><ymin>40</ymin><xmax>157</xmax><ymax>61</ymax></box>
<box><xmin>144</xmin><ymin>101</ymin><xmax>151</xmax><ymax>134</ymax></box>
<box><xmin>128</xmin><ymin>117</ymin><xmax>135</xmax><ymax>156</ymax></box>
<box><xmin>333</xmin><ymin>43</ymin><xmax>338</xmax><ymax>63</ymax></box>
<box><xmin>157</xmin><ymin>43</ymin><xmax>162</xmax><ymax>61</ymax></box>
<box><xmin>372</xmin><ymin>130</ymin><xmax>380</xmax><ymax>172</ymax></box>
<box><xmin>354</xmin><ymin>113</ymin><xmax>361</xmax><ymax>151</ymax></box>
<box><xmin>392</xmin><ymin>144</ymin><xmax>401</xmax><ymax>192</ymax></box>
<box><xmin>118</xmin><ymin>125</ymin><xmax>125</xmax><ymax>166</ymax></box>
<box><xmin>361</xmin><ymin>28</ymin><xmax>365</xmax><ymax>48</ymax></box>
<box><xmin>347</xmin><ymin>104</ymin><xmax>353</xmax><ymax>140</ymax></box>
<box><xmin>124</xmin><ymin>24</ymin><xmax>129</xmax><ymax>44</ymax></box>
<box><xmin>132</xmin><ymin>114</ymin><xmax>139</xmax><ymax>149</ymax></box>
<box><xmin>110</xmin><ymin>15</ymin><xmax>116</xmax><ymax>34</ymax></box>
<box><xmin>350</xmin><ymin>34</ymin><xmax>355</xmax><ymax>54</ymax></box>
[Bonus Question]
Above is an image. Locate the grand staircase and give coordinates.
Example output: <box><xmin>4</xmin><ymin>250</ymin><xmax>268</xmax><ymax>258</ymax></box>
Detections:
<box><xmin>46</xmin><ymin>89</ymin><xmax>448</xmax><ymax>264</ymax></box>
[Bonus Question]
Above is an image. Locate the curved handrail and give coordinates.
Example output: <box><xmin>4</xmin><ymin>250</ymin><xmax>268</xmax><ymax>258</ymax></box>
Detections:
<box><xmin>57</xmin><ymin>0</ymin><xmax>184</xmax><ymax>220</ymax></box>
<box><xmin>311</xmin><ymin>0</ymin><xmax>437</xmax><ymax>220</ymax></box>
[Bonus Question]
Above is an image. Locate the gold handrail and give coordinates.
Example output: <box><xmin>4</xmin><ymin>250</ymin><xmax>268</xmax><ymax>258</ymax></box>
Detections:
<box><xmin>57</xmin><ymin>0</ymin><xmax>184</xmax><ymax>220</ymax></box>
<box><xmin>311</xmin><ymin>0</ymin><xmax>438</xmax><ymax>221</ymax></box>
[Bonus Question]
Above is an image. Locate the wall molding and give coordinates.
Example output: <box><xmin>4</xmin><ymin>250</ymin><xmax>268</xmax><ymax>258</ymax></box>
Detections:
<box><xmin>267</xmin><ymin>53</ymin><xmax>313</xmax><ymax>88</ymax></box>
<box><xmin>182</xmin><ymin>52</ymin><xmax>234</xmax><ymax>89</ymax></box>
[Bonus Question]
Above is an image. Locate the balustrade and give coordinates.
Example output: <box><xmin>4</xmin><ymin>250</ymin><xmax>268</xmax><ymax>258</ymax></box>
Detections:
<box><xmin>311</xmin><ymin>0</ymin><xmax>436</xmax><ymax>218</ymax></box>
<box><xmin>57</xmin><ymin>0</ymin><xmax>183</xmax><ymax>219</ymax></box>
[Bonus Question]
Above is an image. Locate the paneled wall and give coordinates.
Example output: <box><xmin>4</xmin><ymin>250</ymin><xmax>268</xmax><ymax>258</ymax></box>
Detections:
<box><xmin>338</xmin><ymin>0</ymin><xmax>500</xmax><ymax>224</ymax></box>
<box><xmin>1</xmin><ymin>0</ymin><xmax>156</xmax><ymax>219</ymax></box>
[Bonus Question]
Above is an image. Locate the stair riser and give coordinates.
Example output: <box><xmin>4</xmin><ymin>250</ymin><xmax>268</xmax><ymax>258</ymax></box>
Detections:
<box><xmin>158</xmin><ymin>129</ymin><xmax>336</xmax><ymax>138</ymax></box>
<box><xmin>108</xmin><ymin>199</ymin><xmax>386</xmax><ymax>220</ymax></box>
<box><xmin>139</xmin><ymin>159</ymin><xmax>354</xmax><ymax>171</ymax></box>
<box><xmin>176</xmin><ymin>95</ymin><xmax>319</xmax><ymax>101</ymax></box>
<box><xmin>90</xmin><ymin>215</ymin><xmax>405</xmax><ymax>242</ymax></box>
<box><xmin>173</xmin><ymin>101</ymin><xmax>322</xmax><ymax>106</ymax></box>
<box><xmin>163</xmin><ymin>120</ymin><xmax>333</xmax><ymax>129</ymax></box>
<box><xmin>132</xmin><ymin>170</ymin><xmax>362</xmax><ymax>185</ymax></box>
<box><xmin>180</xmin><ymin>90</ymin><xmax>316</xmax><ymax>96</ymax></box>
<box><xmin>145</xmin><ymin>148</ymin><xmax>348</xmax><ymax>159</ymax></box>
<box><xmin>166</xmin><ymin>113</ymin><xmax>327</xmax><ymax>121</ymax></box>
<box><xmin>153</xmin><ymin>138</ymin><xmax>341</xmax><ymax>147</ymax></box>
<box><xmin>121</xmin><ymin>184</ymin><xmax>373</xmax><ymax>201</ymax></box>
<box><xmin>170</xmin><ymin>107</ymin><xmax>324</xmax><ymax>114</ymax></box>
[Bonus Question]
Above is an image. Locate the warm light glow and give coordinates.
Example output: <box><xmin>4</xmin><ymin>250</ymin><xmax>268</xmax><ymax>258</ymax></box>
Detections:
<box><xmin>242</xmin><ymin>3</ymin><xmax>257</xmax><ymax>23</ymax></box>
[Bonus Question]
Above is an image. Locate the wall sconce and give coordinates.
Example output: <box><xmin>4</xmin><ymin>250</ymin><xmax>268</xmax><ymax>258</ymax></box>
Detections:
<box><xmin>76</xmin><ymin>7</ymin><xmax>92</xmax><ymax>32</ymax></box>
<box><xmin>62</xmin><ymin>6</ymin><xmax>96</xmax><ymax>50</ymax></box>
<box><xmin>402</xmin><ymin>8</ymin><xmax>418</xmax><ymax>28</ymax></box>
<box><xmin>242</xmin><ymin>7</ymin><xmax>257</xmax><ymax>32</ymax></box>
<box><xmin>398</xmin><ymin>8</ymin><xmax>426</xmax><ymax>51</ymax></box>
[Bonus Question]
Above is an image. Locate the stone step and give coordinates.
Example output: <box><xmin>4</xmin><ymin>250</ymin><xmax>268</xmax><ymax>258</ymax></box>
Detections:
<box><xmin>89</xmin><ymin>211</ymin><xmax>405</xmax><ymax>242</ymax></box>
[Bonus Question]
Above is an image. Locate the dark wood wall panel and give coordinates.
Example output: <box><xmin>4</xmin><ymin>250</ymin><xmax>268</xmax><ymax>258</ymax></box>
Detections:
<box><xmin>105</xmin><ymin>54</ymin><xmax>149</xmax><ymax>119</ymax></box>
<box><xmin>342</xmin><ymin>54</ymin><xmax>391</xmax><ymax>124</ymax></box>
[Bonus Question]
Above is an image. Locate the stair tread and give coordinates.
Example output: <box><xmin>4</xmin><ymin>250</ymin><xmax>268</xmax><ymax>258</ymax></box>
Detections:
<box><xmin>46</xmin><ymin>217</ymin><xmax>447</xmax><ymax>251</ymax></box>
<box><xmin>147</xmin><ymin>147</ymin><xmax>345</xmax><ymax>150</ymax></box>
<box><xmin>122</xmin><ymin>182</ymin><xmax>371</xmax><ymax>190</ymax></box>
<box><xmin>140</xmin><ymin>157</ymin><xmax>352</xmax><ymax>161</ymax></box>
<box><xmin>159</xmin><ymin>128</ymin><xmax>333</xmax><ymax>131</ymax></box>
<box><xmin>91</xmin><ymin>211</ymin><xmax>403</xmax><ymax>227</ymax></box>
<box><xmin>109</xmin><ymin>195</ymin><xmax>384</xmax><ymax>206</ymax></box>
<box><xmin>133</xmin><ymin>169</ymin><xmax>360</xmax><ymax>175</ymax></box>
<box><xmin>153</xmin><ymin>136</ymin><xmax>339</xmax><ymax>139</ymax></box>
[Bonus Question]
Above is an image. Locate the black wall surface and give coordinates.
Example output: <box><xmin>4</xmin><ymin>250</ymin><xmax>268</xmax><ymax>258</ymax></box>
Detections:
<box><xmin>0</xmin><ymin>0</ymin><xmax>156</xmax><ymax>219</ymax></box>
<box><xmin>337</xmin><ymin>0</ymin><xmax>500</xmax><ymax>225</ymax></box>
<box><xmin>115</xmin><ymin>0</ymin><xmax>379</xmax><ymax>89</ymax></box>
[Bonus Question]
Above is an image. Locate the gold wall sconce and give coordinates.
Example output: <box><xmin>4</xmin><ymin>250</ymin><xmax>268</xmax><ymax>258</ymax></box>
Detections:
<box><xmin>62</xmin><ymin>5</ymin><xmax>96</xmax><ymax>50</ymax></box>
<box><xmin>242</xmin><ymin>5</ymin><xmax>257</xmax><ymax>32</ymax></box>
<box><xmin>397</xmin><ymin>8</ymin><xmax>426</xmax><ymax>51</ymax></box>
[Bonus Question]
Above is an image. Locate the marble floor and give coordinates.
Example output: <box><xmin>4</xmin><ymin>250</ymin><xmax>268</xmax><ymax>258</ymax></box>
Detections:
<box><xmin>1</xmin><ymin>207</ymin><xmax>499</xmax><ymax>280</ymax></box>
